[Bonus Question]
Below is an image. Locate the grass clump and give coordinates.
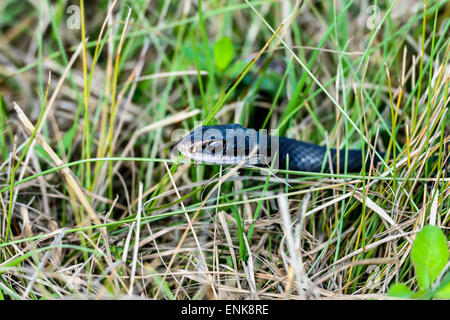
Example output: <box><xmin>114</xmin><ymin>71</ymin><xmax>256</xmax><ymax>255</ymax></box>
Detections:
<box><xmin>0</xmin><ymin>0</ymin><xmax>448</xmax><ymax>299</ymax></box>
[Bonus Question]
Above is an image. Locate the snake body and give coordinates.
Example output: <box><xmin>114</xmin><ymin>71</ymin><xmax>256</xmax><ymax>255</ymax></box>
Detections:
<box><xmin>177</xmin><ymin>124</ymin><xmax>384</xmax><ymax>172</ymax></box>
<box><xmin>277</xmin><ymin>135</ymin><xmax>380</xmax><ymax>172</ymax></box>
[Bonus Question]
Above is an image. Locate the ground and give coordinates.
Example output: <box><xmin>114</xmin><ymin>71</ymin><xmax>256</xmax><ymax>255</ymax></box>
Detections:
<box><xmin>0</xmin><ymin>0</ymin><xmax>449</xmax><ymax>300</ymax></box>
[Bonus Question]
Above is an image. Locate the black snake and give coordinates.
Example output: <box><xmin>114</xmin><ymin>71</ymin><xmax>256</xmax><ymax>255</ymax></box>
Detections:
<box><xmin>177</xmin><ymin>123</ymin><xmax>388</xmax><ymax>172</ymax></box>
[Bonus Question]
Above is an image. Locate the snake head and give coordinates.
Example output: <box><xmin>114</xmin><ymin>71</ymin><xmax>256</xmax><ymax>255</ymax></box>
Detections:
<box><xmin>177</xmin><ymin>124</ymin><xmax>271</xmax><ymax>166</ymax></box>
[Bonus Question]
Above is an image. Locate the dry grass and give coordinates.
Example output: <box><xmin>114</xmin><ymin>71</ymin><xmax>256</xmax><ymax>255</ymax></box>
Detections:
<box><xmin>0</xmin><ymin>0</ymin><xmax>449</xmax><ymax>300</ymax></box>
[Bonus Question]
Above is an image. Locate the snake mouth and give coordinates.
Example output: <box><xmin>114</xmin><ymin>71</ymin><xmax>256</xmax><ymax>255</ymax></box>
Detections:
<box><xmin>176</xmin><ymin>124</ymin><xmax>275</xmax><ymax>167</ymax></box>
<box><xmin>177</xmin><ymin>139</ymin><xmax>253</xmax><ymax>165</ymax></box>
<box><xmin>176</xmin><ymin>137</ymin><xmax>265</xmax><ymax>166</ymax></box>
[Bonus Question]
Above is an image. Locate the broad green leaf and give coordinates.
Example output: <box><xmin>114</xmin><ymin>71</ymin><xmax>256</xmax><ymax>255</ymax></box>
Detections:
<box><xmin>213</xmin><ymin>36</ymin><xmax>234</xmax><ymax>71</ymax></box>
<box><xmin>434</xmin><ymin>273</ymin><xmax>450</xmax><ymax>299</ymax></box>
<box><xmin>411</xmin><ymin>225</ymin><xmax>449</xmax><ymax>290</ymax></box>
<box><xmin>182</xmin><ymin>42</ymin><xmax>207</xmax><ymax>69</ymax></box>
<box><xmin>387</xmin><ymin>283</ymin><xmax>414</xmax><ymax>298</ymax></box>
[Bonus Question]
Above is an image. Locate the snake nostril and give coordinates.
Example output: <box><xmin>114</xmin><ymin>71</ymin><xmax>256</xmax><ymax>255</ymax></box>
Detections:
<box><xmin>190</xmin><ymin>146</ymin><xmax>197</xmax><ymax>153</ymax></box>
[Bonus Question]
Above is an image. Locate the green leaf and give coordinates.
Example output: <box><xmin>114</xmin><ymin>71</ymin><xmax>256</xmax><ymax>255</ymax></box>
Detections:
<box><xmin>387</xmin><ymin>283</ymin><xmax>415</xmax><ymax>298</ymax></box>
<box><xmin>411</xmin><ymin>225</ymin><xmax>449</xmax><ymax>290</ymax></box>
<box><xmin>213</xmin><ymin>36</ymin><xmax>234</xmax><ymax>71</ymax></box>
<box><xmin>182</xmin><ymin>42</ymin><xmax>207</xmax><ymax>69</ymax></box>
<box><xmin>434</xmin><ymin>273</ymin><xmax>450</xmax><ymax>299</ymax></box>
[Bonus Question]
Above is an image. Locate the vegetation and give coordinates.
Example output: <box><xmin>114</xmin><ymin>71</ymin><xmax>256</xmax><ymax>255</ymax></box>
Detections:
<box><xmin>0</xmin><ymin>0</ymin><xmax>448</xmax><ymax>299</ymax></box>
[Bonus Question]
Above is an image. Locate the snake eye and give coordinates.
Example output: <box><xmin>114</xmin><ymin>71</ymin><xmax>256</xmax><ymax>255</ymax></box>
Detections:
<box><xmin>189</xmin><ymin>146</ymin><xmax>197</xmax><ymax>153</ymax></box>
